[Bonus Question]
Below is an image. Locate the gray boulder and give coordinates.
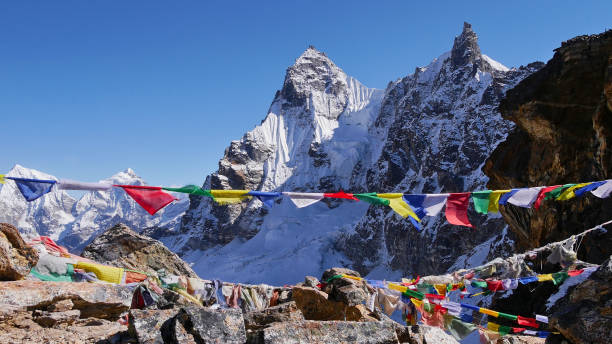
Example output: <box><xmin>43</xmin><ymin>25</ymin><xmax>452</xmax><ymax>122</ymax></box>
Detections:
<box><xmin>263</xmin><ymin>320</ymin><xmax>399</xmax><ymax>344</ymax></box>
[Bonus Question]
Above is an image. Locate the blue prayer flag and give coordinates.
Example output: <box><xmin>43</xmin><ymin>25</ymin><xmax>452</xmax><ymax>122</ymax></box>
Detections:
<box><xmin>7</xmin><ymin>177</ymin><xmax>56</xmax><ymax>202</ymax></box>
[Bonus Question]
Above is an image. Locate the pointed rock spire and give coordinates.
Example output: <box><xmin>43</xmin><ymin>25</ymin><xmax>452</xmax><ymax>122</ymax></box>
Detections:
<box><xmin>450</xmin><ymin>22</ymin><xmax>483</xmax><ymax>69</ymax></box>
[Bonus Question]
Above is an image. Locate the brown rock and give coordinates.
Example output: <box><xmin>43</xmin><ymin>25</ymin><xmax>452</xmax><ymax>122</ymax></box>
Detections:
<box><xmin>0</xmin><ymin>280</ymin><xmax>132</xmax><ymax>320</ymax></box>
<box><xmin>292</xmin><ymin>286</ymin><xmax>379</xmax><ymax>322</ymax></box>
<box><xmin>33</xmin><ymin>309</ymin><xmax>81</xmax><ymax>327</ymax></box>
<box><xmin>394</xmin><ymin>325</ymin><xmax>460</xmax><ymax>344</ymax></box>
<box><xmin>81</xmin><ymin>223</ymin><xmax>198</xmax><ymax>278</ymax></box>
<box><xmin>0</xmin><ymin>223</ymin><xmax>39</xmax><ymax>280</ymax></box>
<box><xmin>321</xmin><ymin>267</ymin><xmax>369</xmax><ymax>306</ymax></box>
<box><xmin>495</xmin><ymin>336</ymin><xmax>545</xmax><ymax>344</ymax></box>
<box><xmin>263</xmin><ymin>320</ymin><xmax>399</xmax><ymax>344</ymax></box>
<box><xmin>48</xmin><ymin>299</ymin><xmax>74</xmax><ymax>312</ymax></box>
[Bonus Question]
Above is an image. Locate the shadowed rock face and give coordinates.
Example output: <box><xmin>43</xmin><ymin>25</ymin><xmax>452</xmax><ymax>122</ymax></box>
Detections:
<box><xmin>484</xmin><ymin>30</ymin><xmax>612</xmax><ymax>264</ymax></box>
<box><xmin>0</xmin><ymin>223</ymin><xmax>39</xmax><ymax>280</ymax></box>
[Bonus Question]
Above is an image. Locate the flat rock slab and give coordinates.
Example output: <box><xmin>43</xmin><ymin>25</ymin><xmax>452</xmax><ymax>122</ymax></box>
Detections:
<box><xmin>263</xmin><ymin>320</ymin><xmax>399</xmax><ymax>344</ymax></box>
<box><xmin>0</xmin><ymin>281</ymin><xmax>132</xmax><ymax>320</ymax></box>
<box><xmin>244</xmin><ymin>301</ymin><xmax>305</xmax><ymax>331</ymax></box>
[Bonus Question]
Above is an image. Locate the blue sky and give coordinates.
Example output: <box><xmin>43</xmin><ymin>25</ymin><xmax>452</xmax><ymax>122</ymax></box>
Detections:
<box><xmin>1</xmin><ymin>1</ymin><xmax>611</xmax><ymax>187</ymax></box>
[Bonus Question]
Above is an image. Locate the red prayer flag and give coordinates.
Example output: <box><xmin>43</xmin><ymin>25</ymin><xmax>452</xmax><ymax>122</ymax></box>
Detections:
<box><xmin>324</xmin><ymin>190</ymin><xmax>358</xmax><ymax>200</ymax></box>
<box><xmin>486</xmin><ymin>279</ymin><xmax>504</xmax><ymax>292</ymax></box>
<box><xmin>517</xmin><ymin>316</ymin><xmax>539</xmax><ymax>328</ymax></box>
<box><xmin>445</xmin><ymin>193</ymin><xmax>473</xmax><ymax>227</ymax></box>
<box><xmin>534</xmin><ymin>185</ymin><xmax>561</xmax><ymax>210</ymax></box>
<box><xmin>513</xmin><ymin>327</ymin><xmax>526</xmax><ymax>333</ymax></box>
<box><xmin>568</xmin><ymin>269</ymin><xmax>584</xmax><ymax>276</ymax></box>
<box><xmin>118</xmin><ymin>185</ymin><xmax>177</xmax><ymax>215</ymax></box>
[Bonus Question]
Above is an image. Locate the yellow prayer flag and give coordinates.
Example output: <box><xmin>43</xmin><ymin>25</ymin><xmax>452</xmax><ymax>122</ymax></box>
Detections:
<box><xmin>488</xmin><ymin>190</ymin><xmax>511</xmax><ymax>213</ymax></box>
<box><xmin>480</xmin><ymin>308</ymin><xmax>500</xmax><ymax>317</ymax></box>
<box><xmin>388</xmin><ymin>283</ymin><xmax>407</xmax><ymax>293</ymax></box>
<box><xmin>433</xmin><ymin>284</ymin><xmax>447</xmax><ymax>296</ymax></box>
<box><xmin>538</xmin><ymin>274</ymin><xmax>553</xmax><ymax>282</ymax></box>
<box><xmin>342</xmin><ymin>274</ymin><xmax>362</xmax><ymax>281</ymax></box>
<box><xmin>75</xmin><ymin>261</ymin><xmax>124</xmax><ymax>284</ymax></box>
<box><xmin>411</xmin><ymin>298</ymin><xmax>423</xmax><ymax>308</ymax></box>
<box><xmin>487</xmin><ymin>322</ymin><xmax>500</xmax><ymax>332</ymax></box>
<box><xmin>377</xmin><ymin>194</ymin><xmax>420</xmax><ymax>221</ymax></box>
<box><xmin>210</xmin><ymin>190</ymin><xmax>251</xmax><ymax>204</ymax></box>
<box><xmin>0</xmin><ymin>174</ymin><xmax>4</xmax><ymax>184</ymax></box>
<box><xmin>556</xmin><ymin>183</ymin><xmax>591</xmax><ymax>200</ymax></box>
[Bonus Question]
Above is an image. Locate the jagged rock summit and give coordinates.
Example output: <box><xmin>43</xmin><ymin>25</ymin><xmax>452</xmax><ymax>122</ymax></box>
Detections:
<box><xmin>164</xmin><ymin>23</ymin><xmax>542</xmax><ymax>285</ymax></box>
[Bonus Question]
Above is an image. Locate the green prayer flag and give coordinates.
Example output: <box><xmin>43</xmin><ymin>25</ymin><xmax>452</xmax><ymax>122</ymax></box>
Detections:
<box><xmin>498</xmin><ymin>312</ymin><xmax>518</xmax><ymax>321</ymax></box>
<box><xmin>471</xmin><ymin>190</ymin><xmax>492</xmax><ymax>214</ymax></box>
<box><xmin>416</xmin><ymin>283</ymin><xmax>433</xmax><ymax>294</ymax></box>
<box><xmin>325</xmin><ymin>274</ymin><xmax>343</xmax><ymax>283</ymax></box>
<box><xmin>499</xmin><ymin>325</ymin><xmax>512</xmax><ymax>336</ymax></box>
<box><xmin>403</xmin><ymin>289</ymin><xmax>424</xmax><ymax>300</ymax></box>
<box><xmin>552</xmin><ymin>271</ymin><xmax>569</xmax><ymax>285</ymax></box>
<box><xmin>163</xmin><ymin>185</ymin><xmax>212</xmax><ymax>197</ymax></box>
<box><xmin>545</xmin><ymin>184</ymin><xmax>575</xmax><ymax>200</ymax></box>
<box><xmin>354</xmin><ymin>193</ymin><xmax>390</xmax><ymax>206</ymax></box>
<box><xmin>471</xmin><ymin>280</ymin><xmax>487</xmax><ymax>288</ymax></box>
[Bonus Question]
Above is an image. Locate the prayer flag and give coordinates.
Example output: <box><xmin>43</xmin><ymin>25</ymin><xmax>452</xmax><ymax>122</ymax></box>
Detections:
<box><xmin>444</xmin><ymin>315</ymin><xmax>477</xmax><ymax>340</ymax></box>
<box><xmin>552</xmin><ymin>271</ymin><xmax>569</xmax><ymax>285</ymax></box>
<box><xmin>591</xmin><ymin>180</ymin><xmax>612</xmax><ymax>198</ymax></box>
<box><xmin>210</xmin><ymin>190</ymin><xmax>251</xmax><ymax>204</ymax></box>
<box><xmin>354</xmin><ymin>193</ymin><xmax>390</xmax><ymax>206</ymax></box>
<box><xmin>488</xmin><ymin>190</ymin><xmax>511</xmax><ymax>212</ymax></box>
<box><xmin>57</xmin><ymin>179</ymin><xmax>112</xmax><ymax>191</ymax></box>
<box><xmin>282</xmin><ymin>192</ymin><xmax>324</xmax><ymax>208</ymax></box>
<box><xmin>378</xmin><ymin>193</ymin><xmax>420</xmax><ymax>223</ymax></box>
<box><xmin>471</xmin><ymin>280</ymin><xmax>487</xmax><ymax>288</ymax></box>
<box><xmin>513</xmin><ymin>327</ymin><xmax>526</xmax><ymax>333</ymax></box>
<box><xmin>534</xmin><ymin>185</ymin><xmax>561</xmax><ymax>210</ymax></box>
<box><xmin>507</xmin><ymin>187</ymin><xmax>543</xmax><ymax>207</ymax></box>
<box><xmin>247</xmin><ymin>191</ymin><xmax>282</xmax><ymax>207</ymax></box>
<box><xmin>517</xmin><ymin>316</ymin><xmax>539</xmax><ymax>328</ymax></box>
<box><xmin>535</xmin><ymin>315</ymin><xmax>548</xmax><ymax>324</ymax></box>
<box><xmin>567</xmin><ymin>269</ymin><xmax>584</xmax><ymax>277</ymax></box>
<box><xmin>480</xmin><ymin>308</ymin><xmax>499</xmax><ymax>317</ymax></box>
<box><xmin>519</xmin><ymin>276</ymin><xmax>538</xmax><ymax>284</ymax></box>
<box><xmin>403</xmin><ymin>289</ymin><xmax>424</xmax><ymax>300</ymax></box>
<box><xmin>498</xmin><ymin>189</ymin><xmax>519</xmax><ymax>205</ymax></box>
<box><xmin>163</xmin><ymin>185</ymin><xmax>212</xmax><ymax>197</ymax></box>
<box><xmin>445</xmin><ymin>193</ymin><xmax>473</xmax><ymax>228</ymax></box>
<box><xmin>460</xmin><ymin>303</ymin><xmax>480</xmax><ymax>311</ymax></box>
<box><xmin>471</xmin><ymin>190</ymin><xmax>491</xmax><ymax>214</ymax></box>
<box><xmin>7</xmin><ymin>177</ymin><xmax>56</xmax><ymax>202</ymax></box>
<box><xmin>498</xmin><ymin>312</ymin><xmax>518</xmax><ymax>321</ymax></box>
<box><xmin>486</xmin><ymin>280</ymin><xmax>504</xmax><ymax>292</ymax></box>
<box><xmin>324</xmin><ymin>190</ymin><xmax>358</xmax><ymax>200</ymax></box>
<box><xmin>422</xmin><ymin>194</ymin><xmax>448</xmax><ymax>216</ymax></box>
<box><xmin>557</xmin><ymin>183</ymin><xmax>591</xmax><ymax>200</ymax></box>
<box><xmin>0</xmin><ymin>174</ymin><xmax>5</xmax><ymax>184</ymax></box>
<box><xmin>118</xmin><ymin>185</ymin><xmax>177</xmax><ymax>215</ymax></box>
<box><xmin>545</xmin><ymin>184</ymin><xmax>575</xmax><ymax>200</ymax></box>
<box><xmin>574</xmin><ymin>181</ymin><xmax>606</xmax><ymax>197</ymax></box>
<box><xmin>537</xmin><ymin>274</ymin><xmax>553</xmax><ymax>282</ymax></box>
<box><xmin>460</xmin><ymin>312</ymin><xmax>473</xmax><ymax>323</ymax></box>
<box><xmin>401</xmin><ymin>194</ymin><xmax>426</xmax><ymax>219</ymax></box>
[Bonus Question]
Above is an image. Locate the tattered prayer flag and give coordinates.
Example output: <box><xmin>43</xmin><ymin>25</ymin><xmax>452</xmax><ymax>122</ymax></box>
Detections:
<box><xmin>486</xmin><ymin>280</ymin><xmax>504</xmax><ymax>292</ymax></box>
<box><xmin>7</xmin><ymin>177</ymin><xmax>56</xmax><ymax>202</ymax></box>
<box><xmin>471</xmin><ymin>191</ymin><xmax>491</xmax><ymax>214</ymax></box>
<box><xmin>460</xmin><ymin>303</ymin><xmax>480</xmax><ymax>312</ymax></box>
<box><xmin>517</xmin><ymin>316</ymin><xmax>539</xmax><ymax>328</ymax></box>
<box><xmin>57</xmin><ymin>179</ymin><xmax>112</xmax><ymax>191</ymax></box>
<box><xmin>118</xmin><ymin>185</ymin><xmax>177</xmax><ymax>215</ymax></box>
<box><xmin>591</xmin><ymin>180</ymin><xmax>612</xmax><ymax>198</ymax></box>
<box><xmin>282</xmin><ymin>192</ymin><xmax>324</xmax><ymax>208</ymax></box>
<box><xmin>0</xmin><ymin>174</ymin><xmax>5</xmax><ymax>184</ymax></box>
<box><xmin>210</xmin><ymin>190</ymin><xmax>251</xmax><ymax>204</ymax></box>
<box><xmin>445</xmin><ymin>193</ymin><xmax>473</xmax><ymax>228</ymax></box>
<box><xmin>567</xmin><ymin>269</ymin><xmax>584</xmax><ymax>277</ymax></box>
<box><xmin>534</xmin><ymin>185</ymin><xmax>561</xmax><ymax>210</ymax></box>
<box><xmin>403</xmin><ymin>289</ymin><xmax>425</xmax><ymax>300</ymax></box>
<box><xmin>433</xmin><ymin>284</ymin><xmax>447</xmax><ymax>296</ymax></box>
<box><xmin>498</xmin><ymin>189</ymin><xmax>519</xmax><ymax>205</ymax></box>
<box><xmin>324</xmin><ymin>190</ymin><xmax>358</xmax><ymax>200</ymax></box>
<box><xmin>545</xmin><ymin>184</ymin><xmax>575</xmax><ymax>200</ymax></box>
<box><xmin>354</xmin><ymin>193</ymin><xmax>389</xmax><ymax>206</ymax></box>
<box><xmin>443</xmin><ymin>315</ymin><xmax>477</xmax><ymax>340</ymax></box>
<box><xmin>422</xmin><ymin>194</ymin><xmax>448</xmax><ymax>216</ymax></box>
<box><xmin>574</xmin><ymin>181</ymin><xmax>606</xmax><ymax>197</ymax></box>
<box><xmin>508</xmin><ymin>187</ymin><xmax>543</xmax><ymax>208</ymax></box>
<box><xmin>488</xmin><ymin>190</ymin><xmax>511</xmax><ymax>213</ymax></box>
<box><xmin>487</xmin><ymin>322</ymin><xmax>511</xmax><ymax>336</ymax></box>
<box><xmin>163</xmin><ymin>185</ymin><xmax>212</xmax><ymax>197</ymax></box>
<box><xmin>556</xmin><ymin>182</ymin><xmax>591</xmax><ymax>200</ymax></box>
<box><xmin>378</xmin><ymin>194</ymin><xmax>420</xmax><ymax>223</ymax></box>
<box><xmin>551</xmin><ymin>271</ymin><xmax>569</xmax><ymax>285</ymax></box>
<box><xmin>247</xmin><ymin>191</ymin><xmax>282</xmax><ymax>207</ymax></box>
<box><xmin>513</xmin><ymin>327</ymin><xmax>526</xmax><ymax>333</ymax></box>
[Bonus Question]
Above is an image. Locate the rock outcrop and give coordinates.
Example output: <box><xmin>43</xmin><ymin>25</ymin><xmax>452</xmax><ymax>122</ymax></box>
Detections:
<box><xmin>549</xmin><ymin>256</ymin><xmax>612</xmax><ymax>344</ymax></box>
<box><xmin>484</xmin><ymin>30</ymin><xmax>612</xmax><ymax>263</ymax></box>
<box><xmin>81</xmin><ymin>223</ymin><xmax>198</xmax><ymax>278</ymax></box>
<box><xmin>0</xmin><ymin>223</ymin><xmax>38</xmax><ymax>280</ymax></box>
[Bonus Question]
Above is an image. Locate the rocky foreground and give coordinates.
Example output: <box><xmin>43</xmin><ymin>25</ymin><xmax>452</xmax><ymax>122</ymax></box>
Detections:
<box><xmin>1</xmin><ymin>222</ymin><xmax>610</xmax><ymax>344</ymax></box>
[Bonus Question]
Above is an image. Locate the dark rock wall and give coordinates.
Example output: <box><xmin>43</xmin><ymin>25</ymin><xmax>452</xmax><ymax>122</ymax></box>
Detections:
<box><xmin>484</xmin><ymin>30</ymin><xmax>612</xmax><ymax>264</ymax></box>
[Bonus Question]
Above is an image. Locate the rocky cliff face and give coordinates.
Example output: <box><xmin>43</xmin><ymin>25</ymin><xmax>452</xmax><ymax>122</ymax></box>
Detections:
<box><xmin>484</xmin><ymin>30</ymin><xmax>612</xmax><ymax>264</ymax></box>
<box><xmin>167</xmin><ymin>23</ymin><xmax>542</xmax><ymax>284</ymax></box>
